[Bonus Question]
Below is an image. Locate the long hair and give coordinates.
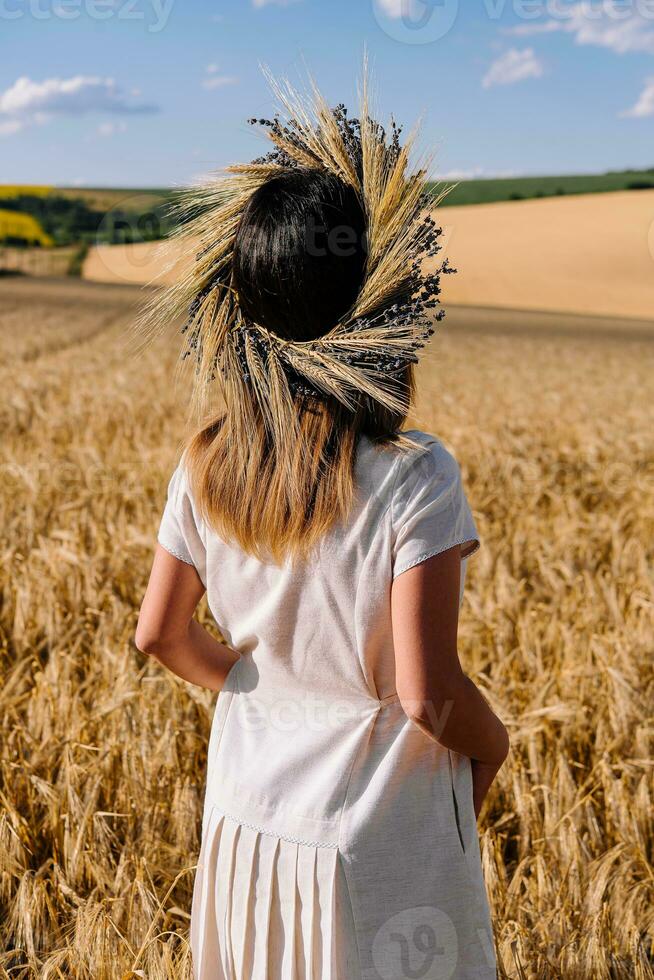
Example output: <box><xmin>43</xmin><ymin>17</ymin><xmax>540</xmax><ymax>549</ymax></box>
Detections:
<box><xmin>185</xmin><ymin>167</ymin><xmax>414</xmax><ymax>563</ymax></box>
<box><xmin>138</xmin><ymin>73</ymin><xmax>452</xmax><ymax>563</ymax></box>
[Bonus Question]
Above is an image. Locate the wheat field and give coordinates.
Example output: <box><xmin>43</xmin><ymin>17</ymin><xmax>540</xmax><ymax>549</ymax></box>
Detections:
<box><xmin>1</xmin><ymin>276</ymin><xmax>653</xmax><ymax>979</ymax></box>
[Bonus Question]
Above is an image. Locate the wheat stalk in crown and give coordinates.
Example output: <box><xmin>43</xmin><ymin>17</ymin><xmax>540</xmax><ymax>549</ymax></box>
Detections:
<box><xmin>138</xmin><ymin>70</ymin><xmax>454</xmax><ymax>443</ymax></box>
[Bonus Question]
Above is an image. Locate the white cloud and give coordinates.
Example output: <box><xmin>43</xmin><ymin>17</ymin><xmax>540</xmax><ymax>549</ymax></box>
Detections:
<box><xmin>482</xmin><ymin>48</ymin><xmax>544</xmax><ymax>88</ymax></box>
<box><xmin>436</xmin><ymin>166</ymin><xmax>487</xmax><ymax>180</ymax></box>
<box><xmin>0</xmin><ymin>75</ymin><xmax>156</xmax><ymax>136</ymax></box>
<box><xmin>621</xmin><ymin>76</ymin><xmax>654</xmax><ymax>118</ymax></box>
<box><xmin>506</xmin><ymin>1</ymin><xmax>654</xmax><ymax>56</ymax></box>
<box><xmin>203</xmin><ymin>76</ymin><xmax>238</xmax><ymax>89</ymax></box>
<box><xmin>435</xmin><ymin>166</ymin><xmax>520</xmax><ymax>180</ymax></box>
<box><xmin>202</xmin><ymin>65</ymin><xmax>238</xmax><ymax>90</ymax></box>
<box><xmin>252</xmin><ymin>0</ymin><xmax>300</xmax><ymax>7</ymax></box>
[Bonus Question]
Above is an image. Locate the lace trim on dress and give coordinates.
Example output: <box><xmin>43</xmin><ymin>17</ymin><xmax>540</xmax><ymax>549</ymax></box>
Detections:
<box><xmin>393</xmin><ymin>536</ymin><xmax>480</xmax><ymax>579</ymax></box>
<box><xmin>213</xmin><ymin>806</ymin><xmax>340</xmax><ymax>849</ymax></box>
<box><xmin>157</xmin><ymin>537</ymin><xmax>195</xmax><ymax>567</ymax></box>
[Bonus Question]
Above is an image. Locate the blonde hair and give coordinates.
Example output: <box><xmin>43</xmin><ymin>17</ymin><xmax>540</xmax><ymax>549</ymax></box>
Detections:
<box><xmin>184</xmin><ymin>377</ymin><xmax>413</xmax><ymax>564</ymax></box>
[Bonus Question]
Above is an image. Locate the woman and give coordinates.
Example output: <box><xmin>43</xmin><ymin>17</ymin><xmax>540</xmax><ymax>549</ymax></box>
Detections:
<box><xmin>136</xmin><ymin>81</ymin><xmax>509</xmax><ymax>980</ymax></box>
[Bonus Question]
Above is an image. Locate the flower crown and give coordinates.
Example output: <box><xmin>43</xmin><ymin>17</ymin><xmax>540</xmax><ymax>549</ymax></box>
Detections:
<box><xmin>140</xmin><ymin>72</ymin><xmax>454</xmax><ymax>430</ymax></box>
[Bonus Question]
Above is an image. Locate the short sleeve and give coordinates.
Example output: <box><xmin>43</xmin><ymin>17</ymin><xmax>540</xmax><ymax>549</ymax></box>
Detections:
<box><xmin>391</xmin><ymin>437</ymin><xmax>479</xmax><ymax>579</ymax></box>
<box><xmin>157</xmin><ymin>460</ymin><xmax>207</xmax><ymax>585</ymax></box>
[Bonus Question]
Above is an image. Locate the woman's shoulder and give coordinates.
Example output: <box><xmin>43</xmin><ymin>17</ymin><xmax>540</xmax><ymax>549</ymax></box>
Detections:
<box><xmin>392</xmin><ymin>429</ymin><xmax>461</xmax><ymax>479</ymax></box>
<box><xmin>401</xmin><ymin>428</ymin><xmax>452</xmax><ymax>454</ymax></box>
<box><xmin>395</xmin><ymin>430</ymin><xmax>462</xmax><ymax>495</ymax></box>
<box><xmin>356</xmin><ymin>429</ymin><xmax>461</xmax><ymax>500</ymax></box>
<box><xmin>359</xmin><ymin>427</ymin><xmax>451</xmax><ymax>453</ymax></box>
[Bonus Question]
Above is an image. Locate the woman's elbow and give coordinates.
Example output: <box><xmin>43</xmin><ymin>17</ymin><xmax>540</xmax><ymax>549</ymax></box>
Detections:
<box><xmin>397</xmin><ymin>674</ymin><xmax>468</xmax><ymax>739</ymax></box>
<box><xmin>134</xmin><ymin>620</ymin><xmax>168</xmax><ymax>657</ymax></box>
<box><xmin>398</xmin><ymin>692</ymin><xmax>450</xmax><ymax>740</ymax></box>
<box><xmin>495</xmin><ymin>724</ymin><xmax>511</xmax><ymax>764</ymax></box>
<box><xmin>134</xmin><ymin>625</ymin><xmax>155</xmax><ymax>656</ymax></box>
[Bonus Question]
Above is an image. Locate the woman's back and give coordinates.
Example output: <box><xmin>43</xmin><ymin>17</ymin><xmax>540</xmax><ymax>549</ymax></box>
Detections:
<box><xmin>159</xmin><ymin>430</ymin><xmax>475</xmax><ymax>704</ymax></box>
<box><xmin>158</xmin><ymin>430</ymin><xmax>495</xmax><ymax>979</ymax></box>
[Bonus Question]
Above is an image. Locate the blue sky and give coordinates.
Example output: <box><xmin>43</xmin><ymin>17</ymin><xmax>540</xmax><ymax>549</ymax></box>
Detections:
<box><xmin>1</xmin><ymin>0</ymin><xmax>653</xmax><ymax>186</ymax></box>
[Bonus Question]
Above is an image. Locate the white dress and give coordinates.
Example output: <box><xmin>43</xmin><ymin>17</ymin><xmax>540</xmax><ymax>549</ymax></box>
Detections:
<box><xmin>158</xmin><ymin>430</ymin><xmax>497</xmax><ymax>980</ymax></box>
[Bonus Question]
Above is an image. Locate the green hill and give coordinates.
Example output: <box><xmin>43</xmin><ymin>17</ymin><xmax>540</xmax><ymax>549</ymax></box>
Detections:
<box><xmin>430</xmin><ymin>167</ymin><xmax>654</xmax><ymax>206</ymax></box>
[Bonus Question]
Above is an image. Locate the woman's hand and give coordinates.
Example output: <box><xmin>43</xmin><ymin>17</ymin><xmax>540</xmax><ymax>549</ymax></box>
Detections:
<box><xmin>471</xmin><ymin>757</ymin><xmax>506</xmax><ymax>819</ymax></box>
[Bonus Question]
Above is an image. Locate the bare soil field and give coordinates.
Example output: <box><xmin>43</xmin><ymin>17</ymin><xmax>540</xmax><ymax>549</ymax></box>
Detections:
<box><xmin>82</xmin><ymin>190</ymin><xmax>654</xmax><ymax>322</ymax></box>
<box><xmin>1</xmin><ymin>277</ymin><xmax>653</xmax><ymax>978</ymax></box>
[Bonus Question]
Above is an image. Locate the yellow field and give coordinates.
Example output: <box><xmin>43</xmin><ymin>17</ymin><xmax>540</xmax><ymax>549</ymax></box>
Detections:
<box><xmin>55</xmin><ymin>187</ymin><xmax>171</xmax><ymax>212</ymax></box>
<box><xmin>0</xmin><ymin>209</ymin><xmax>53</xmax><ymax>247</ymax></box>
<box><xmin>0</xmin><ymin>185</ymin><xmax>53</xmax><ymax>199</ymax></box>
<box><xmin>0</xmin><ymin>277</ymin><xmax>653</xmax><ymax>978</ymax></box>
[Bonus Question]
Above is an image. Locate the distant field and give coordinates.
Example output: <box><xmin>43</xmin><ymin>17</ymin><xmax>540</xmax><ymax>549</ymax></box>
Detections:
<box><xmin>57</xmin><ymin>170</ymin><xmax>654</xmax><ymax>210</ymax></box>
<box><xmin>0</xmin><ymin>245</ymin><xmax>78</xmax><ymax>277</ymax></box>
<box><xmin>83</xmin><ymin>189</ymin><xmax>654</xmax><ymax>322</ymax></box>
<box><xmin>55</xmin><ymin>170</ymin><xmax>654</xmax><ymax>210</ymax></box>
<box><xmin>1</xmin><ymin>170</ymin><xmax>653</xmax><ymax>253</ymax></box>
<box><xmin>55</xmin><ymin>186</ymin><xmax>177</xmax><ymax>212</ymax></box>
<box><xmin>0</xmin><ymin>186</ymin><xmax>177</xmax><ymax>249</ymax></box>
<box><xmin>432</xmin><ymin>167</ymin><xmax>654</xmax><ymax>206</ymax></box>
<box><xmin>0</xmin><ymin>185</ymin><xmax>53</xmax><ymax>199</ymax></box>
<box><xmin>433</xmin><ymin>189</ymin><xmax>654</xmax><ymax>320</ymax></box>
<box><xmin>0</xmin><ymin>209</ymin><xmax>53</xmax><ymax>247</ymax></box>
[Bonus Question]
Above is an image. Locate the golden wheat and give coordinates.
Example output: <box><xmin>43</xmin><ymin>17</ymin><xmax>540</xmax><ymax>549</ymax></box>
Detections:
<box><xmin>1</xmin><ymin>277</ymin><xmax>652</xmax><ymax>979</ymax></box>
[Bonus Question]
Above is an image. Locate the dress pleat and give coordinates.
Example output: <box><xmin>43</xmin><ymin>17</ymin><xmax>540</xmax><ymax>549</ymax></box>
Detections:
<box><xmin>250</xmin><ymin>828</ymin><xmax>280</xmax><ymax>980</ymax></box>
<box><xmin>276</xmin><ymin>841</ymin><xmax>299</xmax><ymax>979</ymax></box>
<box><xmin>214</xmin><ymin>816</ymin><xmax>240</xmax><ymax>979</ymax></box>
<box><xmin>191</xmin><ymin>810</ymin><xmax>352</xmax><ymax>980</ymax></box>
<box><xmin>315</xmin><ymin>847</ymin><xmax>338</xmax><ymax>979</ymax></box>
<box><xmin>230</xmin><ymin>826</ymin><xmax>259</xmax><ymax>980</ymax></box>
<box><xmin>296</xmin><ymin>846</ymin><xmax>317</xmax><ymax>980</ymax></box>
<box><xmin>191</xmin><ymin>809</ymin><xmax>227</xmax><ymax>980</ymax></box>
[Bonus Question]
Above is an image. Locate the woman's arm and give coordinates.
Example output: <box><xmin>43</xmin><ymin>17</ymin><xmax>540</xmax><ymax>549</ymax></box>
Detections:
<box><xmin>391</xmin><ymin>544</ymin><xmax>509</xmax><ymax>815</ymax></box>
<box><xmin>135</xmin><ymin>544</ymin><xmax>239</xmax><ymax>691</ymax></box>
